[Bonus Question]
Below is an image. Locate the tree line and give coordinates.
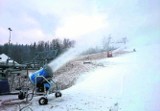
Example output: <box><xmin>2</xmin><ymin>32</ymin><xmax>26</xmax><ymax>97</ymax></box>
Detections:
<box><xmin>0</xmin><ymin>38</ymin><xmax>75</xmax><ymax>64</ymax></box>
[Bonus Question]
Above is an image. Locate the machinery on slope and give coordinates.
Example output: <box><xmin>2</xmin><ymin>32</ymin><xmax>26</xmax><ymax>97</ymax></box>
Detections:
<box><xmin>18</xmin><ymin>65</ymin><xmax>62</xmax><ymax>105</ymax></box>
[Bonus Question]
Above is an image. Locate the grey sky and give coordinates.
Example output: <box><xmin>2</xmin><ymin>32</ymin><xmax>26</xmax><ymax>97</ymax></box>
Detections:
<box><xmin>0</xmin><ymin>0</ymin><xmax>159</xmax><ymax>45</ymax></box>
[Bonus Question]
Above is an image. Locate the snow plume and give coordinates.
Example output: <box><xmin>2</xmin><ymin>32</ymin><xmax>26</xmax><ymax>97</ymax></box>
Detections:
<box><xmin>48</xmin><ymin>13</ymin><xmax>109</xmax><ymax>72</ymax></box>
<box><xmin>48</xmin><ymin>30</ymin><xmax>105</xmax><ymax>72</ymax></box>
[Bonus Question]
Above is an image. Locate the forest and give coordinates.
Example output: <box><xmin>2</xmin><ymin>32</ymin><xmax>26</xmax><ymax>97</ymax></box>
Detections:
<box><xmin>0</xmin><ymin>38</ymin><xmax>75</xmax><ymax>64</ymax></box>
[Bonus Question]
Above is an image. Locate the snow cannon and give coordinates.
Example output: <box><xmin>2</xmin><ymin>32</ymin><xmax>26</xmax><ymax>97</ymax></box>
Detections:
<box><xmin>28</xmin><ymin>65</ymin><xmax>62</xmax><ymax>105</ymax></box>
<box><xmin>29</xmin><ymin>65</ymin><xmax>53</xmax><ymax>85</ymax></box>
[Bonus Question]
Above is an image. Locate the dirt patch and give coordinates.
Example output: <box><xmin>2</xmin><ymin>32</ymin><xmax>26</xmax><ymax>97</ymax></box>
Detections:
<box><xmin>53</xmin><ymin>60</ymin><xmax>99</xmax><ymax>90</ymax></box>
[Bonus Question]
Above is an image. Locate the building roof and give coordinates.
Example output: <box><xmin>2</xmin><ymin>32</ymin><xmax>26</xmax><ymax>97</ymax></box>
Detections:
<box><xmin>0</xmin><ymin>53</ymin><xmax>19</xmax><ymax>64</ymax></box>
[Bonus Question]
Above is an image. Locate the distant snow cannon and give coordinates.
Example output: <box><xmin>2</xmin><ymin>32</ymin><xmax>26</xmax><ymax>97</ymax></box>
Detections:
<box><xmin>26</xmin><ymin>65</ymin><xmax>62</xmax><ymax>105</ymax></box>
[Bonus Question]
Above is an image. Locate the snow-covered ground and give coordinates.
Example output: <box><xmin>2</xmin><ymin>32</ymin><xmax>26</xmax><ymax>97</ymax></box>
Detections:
<box><xmin>1</xmin><ymin>42</ymin><xmax>160</xmax><ymax>111</ymax></box>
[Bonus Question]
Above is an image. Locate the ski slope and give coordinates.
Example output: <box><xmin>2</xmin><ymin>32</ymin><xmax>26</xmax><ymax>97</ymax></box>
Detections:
<box><xmin>1</xmin><ymin>42</ymin><xmax>160</xmax><ymax>111</ymax></box>
<box><xmin>26</xmin><ymin>43</ymin><xmax>160</xmax><ymax>111</ymax></box>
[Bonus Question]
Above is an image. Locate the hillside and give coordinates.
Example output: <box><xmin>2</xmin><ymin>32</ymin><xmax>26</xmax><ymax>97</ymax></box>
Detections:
<box><xmin>0</xmin><ymin>43</ymin><xmax>160</xmax><ymax>111</ymax></box>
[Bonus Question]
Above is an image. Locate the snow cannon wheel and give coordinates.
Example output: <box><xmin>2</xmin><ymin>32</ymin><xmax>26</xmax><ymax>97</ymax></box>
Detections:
<box><xmin>55</xmin><ymin>92</ymin><xmax>62</xmax><ymax>98</ymax></box>
<box><xmin>18</xmin><ymin>92</ymin><xmax>25</xmax><ymax>100</ymax></box>
<box><xmin>39</xmin><ymin>97</ymin><xmax>48</xmax><ymax>105</ymax></box>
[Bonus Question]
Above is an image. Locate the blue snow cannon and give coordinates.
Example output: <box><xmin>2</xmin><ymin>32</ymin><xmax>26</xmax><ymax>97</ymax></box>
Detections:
<box><xmin>28</xmin><ymin>65</ymin><xmax>62</xmax><ymax>105</ymax></box>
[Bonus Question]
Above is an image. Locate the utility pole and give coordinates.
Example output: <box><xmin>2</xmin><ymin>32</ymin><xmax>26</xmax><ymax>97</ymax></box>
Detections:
<box><xmin>7</xmin><ymin>28</ymin><xmax>12</xmax><ymax>61</ymax></box>
<box><xmin>8</xmin><ymin>27</ymin><xmax>12</xmax><ymax>45</ymax></box>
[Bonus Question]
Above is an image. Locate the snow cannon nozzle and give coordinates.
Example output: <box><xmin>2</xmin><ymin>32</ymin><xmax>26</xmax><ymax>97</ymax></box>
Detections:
<box><xmin>43</xmin><ymin>64</ymin><xmax>53</xmax><ymax>78</ymax></box>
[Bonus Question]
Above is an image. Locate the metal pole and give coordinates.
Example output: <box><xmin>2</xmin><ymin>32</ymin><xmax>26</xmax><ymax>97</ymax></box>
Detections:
<box><xmin>7</xmin><ymin>28</ymin><xmax>12</xmax><ymax>61</ymax></box>
<box><xmin>8</xmin><ymin>27</ymin><xmax>12</xmax><ymax>45</ymax></box>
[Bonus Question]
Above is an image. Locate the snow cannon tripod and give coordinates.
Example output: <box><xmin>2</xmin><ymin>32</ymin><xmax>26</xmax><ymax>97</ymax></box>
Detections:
<box><xmin>28</xmin><ymin>65</ymin><xmax>62</xmax><ymax>105</ymax></box>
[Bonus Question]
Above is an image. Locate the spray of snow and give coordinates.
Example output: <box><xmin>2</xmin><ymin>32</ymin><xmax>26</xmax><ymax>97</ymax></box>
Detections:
<box><xmin>48</xmin><ymin>13</ymin><xmax>111</xmax><ymax>72</ymax></box>
<box><xmin>48</xmin><ymin>19</ymin><xmax>110</xmax><ymax>72</ymax></box>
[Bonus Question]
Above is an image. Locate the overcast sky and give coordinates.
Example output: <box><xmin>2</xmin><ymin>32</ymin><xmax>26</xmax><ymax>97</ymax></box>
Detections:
<box><xmin>0</xmin><ymin>0</ymin><xmax>159</xmax><ymax>45</ymax></box>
